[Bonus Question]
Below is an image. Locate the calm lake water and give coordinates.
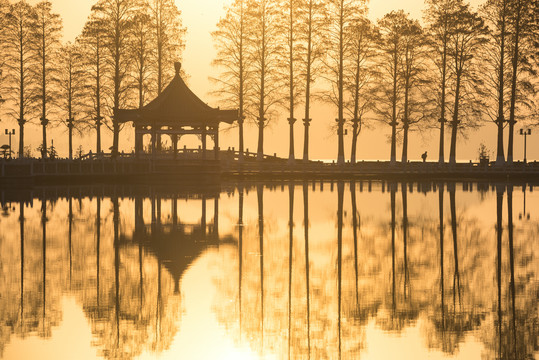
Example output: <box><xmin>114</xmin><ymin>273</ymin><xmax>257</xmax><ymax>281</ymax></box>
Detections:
<box><xmin>0</xmin><ymin>181</ymin><xmax>538</xmax><ymax>360</ymax></box>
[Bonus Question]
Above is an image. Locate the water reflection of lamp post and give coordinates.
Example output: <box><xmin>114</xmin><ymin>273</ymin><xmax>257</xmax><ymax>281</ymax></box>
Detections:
<box><xmin>519</xmin><ymin>186</ymin><xmax>530</xmax><ymax>221</ymax></box>
<box><xmin>519</xmin><ymin>128</ymin><xmax>531</xmax><ymax>163</ymax></box>
<box><xmin>4</xmin><ymin>129</ymin><xmax>15</xmax><ymax>159</ymax></box>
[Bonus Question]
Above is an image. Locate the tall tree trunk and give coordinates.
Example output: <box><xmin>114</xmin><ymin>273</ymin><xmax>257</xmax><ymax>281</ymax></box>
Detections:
<box><xmin>18</xmin><ymin>121</ymin><xmax>24</xmax><ymax>158</ymax></box>
<box><xmin>507</xmin><ymin>0</ymin><xmax>522</xmax><ymax>165</ymax></box>
<box><xmin>402</xmin><ymin>125</ymin><xmax>409</xmax><ymax>163</ymax></box>
<box><xmin>113</xmin><ymin>43</ymin><xmax>120</xmax><ymax>157</ymax></box>
<box><xmin>439</xmin><ymin>28</ymin><xmax>448</xmax><ymax>165</ymax></box>
<box><xmin>257</xmin><ymin>114</ymin><xmax>264</xmax><ymax>160</ymax></box>
<box><xmin>257</xmin><ymin>6</ymin><xmax>266</xmax><ymax>161</ymax></box>
<box><xmin>350</xmin><ymin>121</ymin><xmax>359</xmax><ymax>163</ymax></box>
<box><xmin>238</xmin><ymin>0</ymin><xmax>245</xmax><ymax>162</ymax></box>
<box><xmin>112</xmin><ymin>14</ymin><xmax>121</xmax><ymax>158</ymax></box>
<box><xmin>18</xmin><ymin>35</ymin><xmax>25</xmax><ymax>158</ymax></box>
<box><xmin>495</xmin><ymin>0</ymin><xmax>507</xmax><ymax>166</ymax></box>
<box><xmin>449</xmin><ymin>70</ymin><xmax>462</xmax><ymax>165</ymax></box>
<box><xmin>351</xmin><ymin>38</ymin><xmax>361</xmax><ymax>164</ymax></box>
<box><xmin>401</xmin><ymin>74</ymin><xmax>410</xmax><ymax>163</ymax></box>
<box><xmin>18</xmin><ymin>20</ymin><xmax>25</xmax><ymax>158</ymax></box>
<box><xmin>288</xmin><ymin>118</ymin><xmax>295</xmax><ymax>162</ymax></box>
<box><xmin>303</xmin><ymin>0</ymin><xmax>313</xmax><ymax>163</ymax></box>
<box><xmin>68</xmin><ymin>67</ymin><xmax>73</xmax><ymax>160</ymax></box>
<box><xmin>96</xmin><ymin>34</ymin><xmax>102</xmax><ymax>154</ymax></box>
<box><xmin>337</xmin><ymin>0</ymin><xmax>345</xmax><ymax>165</ymax></box>
<box><xmin>68</xmin><ymin>124</ymin><xmax>73</xmax><ymax>160</ymax></box>
<box><xmin>41</xmin><ymin>29</ymin><xmax>48</xmax><ymax>160</ymax></box>
<box><xmin>288</xmin><ymin>0</ymin><xmax>295</xmax><ymax>164</ymax></box>
<box><xmin>390</xmin><ymin>43</ymin><xmax>398</xmax><ymax>165</ymax></box>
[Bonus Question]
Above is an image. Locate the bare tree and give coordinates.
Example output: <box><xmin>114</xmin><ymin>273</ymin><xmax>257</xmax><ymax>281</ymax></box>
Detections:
<box><xmin>399</xmin><ymin>18</ymin><xmax>428</xmax><ymax>163</ymax></box>
<box><xmin>323</xmin><ymin>0</ymin><xmax>366</xmax><ymax>164</ymax></box>
<box><xmin>79</xmin><ymin>13</ymin><xmax>108</xmax><ymax>154</ymax></box>
<box><xmin>0</xmin><ymin>0</ymin><xmax>10</xmax><ymax>107</ymax></box>
<box><xmin>481</xmin><ymin>0</ymin><xmax>511</xmax><ymax>165</ymax></box>
<box><xmin>296</xmin><ymin>0</ymin><xmax>326</xmax><ymax>162</ymax></box>
<box><xmin>58</xmin><ymin>42</ymin><xmax>85</xmax><ymax>159</ymax></box>
<box><xmin>375</xmin><ymin>10</ymin><xmax>407</xmax><ymax>165</ymax></box>
<box><xmin>148</xmin><ymin>0</ymin><xmax>185</xmax><ymax>151</ymax></box>
<box><xmin>3</xmin><ymin>1</ymin><xmax>38</xmax><ymax>158</ymax></box>
<box><xmin>279</xmin><ymin>0</ymin><xmax>303</xmax><ymax>163</ymax></box>
<box><xmin>447</xmin><ymin>4</ymin><xmax>488</xmax><ymax>165</ymax></box>
<box><xmin>246</xmin><ymin>0</ymin><xmax>284</xmax><ymax>160</ymax></box>
<box><xmin>424</xmin><ymin>0</ymin><xmax>460</xmax><ymax>164</ymax></box>
<box><xmin>506</xmin><ymin>0</ymin><xmax>538</xmax><ymax>163</ymax></box>
<box><xmin>32</xmin><ymin>0</ymin><xmax>62</xmax><ymax>159</ymax></box>
<box><xmin>130</xmin><ymin>4</ymin><xmax>154</xmax><ymax>109</ymax></box>
<box><xmin>212</xmin><ymin>0</ymin><xmax>251</xmax><ymax>161</ymax></box>
<box><xmin>94</xmin><ymin>0</ymin><xmax>136</xmax><ymax>157</ymax></box>
<box><xmin>148</xmin><ymin>0</ymin><xmax>186</xmax><ymax>95</ymax></box>
<box><xmin>345</xmin><ymin>17</ymin><xmax>376</xmax><ymax>163</ymax></box>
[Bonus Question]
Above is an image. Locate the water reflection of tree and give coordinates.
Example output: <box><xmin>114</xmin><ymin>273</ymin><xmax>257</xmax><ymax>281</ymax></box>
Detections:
<box><xmin>0</xmin><ymin>191</ymin><xmax>233</xmax><ymax>359</ymax></box>
<box><xmin>1</xmin><ymin>184</ymin><xmax>538</xmax><ymax>359</ymax></box>
<box><xmin>210</xmin><ymin>182</ymin><xmax>538</xmax><ymax>359</ymax></box>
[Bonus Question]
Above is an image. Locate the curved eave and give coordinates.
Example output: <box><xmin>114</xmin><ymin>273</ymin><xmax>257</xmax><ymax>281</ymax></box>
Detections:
<box><xmin>116</xmin><ymin>108</ymin><xmax>238</xmax><ymax>126</ymax></box>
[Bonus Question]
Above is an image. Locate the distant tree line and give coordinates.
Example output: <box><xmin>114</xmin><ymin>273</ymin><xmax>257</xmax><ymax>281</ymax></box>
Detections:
<box><xmin>0</xmin><ymin>0</ymin><xmax>185</xmax><ymax>159</ymax></box>
<box><xmin>212</xmin><ymin>0</ymin><xmax>538</xmax><ymax>165</ymax></box>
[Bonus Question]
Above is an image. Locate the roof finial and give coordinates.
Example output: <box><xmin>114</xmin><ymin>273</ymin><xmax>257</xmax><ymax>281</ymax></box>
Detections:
<box><xmin>174</xmin><ymin>62</ymin><xmax>181</xmax><ymax>76</ymax></box>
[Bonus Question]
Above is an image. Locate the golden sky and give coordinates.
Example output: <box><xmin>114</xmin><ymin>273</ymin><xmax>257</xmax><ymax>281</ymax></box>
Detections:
<box><xmin>14</xmin><ymin>0</ymin><xmax>537</xmax><ymax>162</ymax></box>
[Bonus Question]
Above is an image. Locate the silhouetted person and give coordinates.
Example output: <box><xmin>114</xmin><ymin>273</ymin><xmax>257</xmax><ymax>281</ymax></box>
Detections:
<box><xmin>422</xmin><ymin>151</ymin><xmax>428</xmax><ymax>162</ymax></box>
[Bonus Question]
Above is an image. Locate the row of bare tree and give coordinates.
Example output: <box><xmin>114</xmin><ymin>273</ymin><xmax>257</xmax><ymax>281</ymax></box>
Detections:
<box><xmin>0</xmin><ymin>0</ymin><xmax>185</xmax><ymax>159</ymax></box>
<box><xmin>212</xmin><ymin>0</ymin><xmax>538</xmax><ymax>164</ymax></box>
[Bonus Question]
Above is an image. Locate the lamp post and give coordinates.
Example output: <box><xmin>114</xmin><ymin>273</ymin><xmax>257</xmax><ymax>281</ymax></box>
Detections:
<box><xmin>4</xmin><ymin>129</ymin><xmax>15</xmax><ymax>159</ymax></box>
<box><xmin>519</xmin><ymin>128</ymin><xmax>531</xmax><ymax>163</ymax></box>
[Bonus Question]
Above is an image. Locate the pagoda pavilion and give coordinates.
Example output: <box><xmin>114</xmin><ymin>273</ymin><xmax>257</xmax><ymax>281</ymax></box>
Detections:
<box><xmin>116</xmin><ymin>62</ymin><xmax>238</xmax><ymax>160</ymax></box>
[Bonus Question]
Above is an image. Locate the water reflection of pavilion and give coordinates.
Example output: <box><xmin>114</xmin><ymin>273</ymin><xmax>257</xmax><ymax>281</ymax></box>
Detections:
<box><xmin>122</xmin><ymin>193</ymin><xmax>236</xmax><ymax>293</ymax></box>
<box><xmin>1</xmin><ymin>183</ymin><xmax>537</xmax><ymax>359</ymax></box>
<box><xmin>1</xmin><ymin>188</ymin><xmax>238</xmax><ymax>359</ymax></box>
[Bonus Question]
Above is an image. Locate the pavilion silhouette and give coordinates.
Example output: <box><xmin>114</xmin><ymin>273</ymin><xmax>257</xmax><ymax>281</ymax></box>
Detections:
<box><xmin>116</xmin><ymin>62</ymin><xmax>238</xmax><ymax>160</ymax></box>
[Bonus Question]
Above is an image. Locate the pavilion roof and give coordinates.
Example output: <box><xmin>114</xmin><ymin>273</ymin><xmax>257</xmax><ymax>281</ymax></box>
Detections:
<box><xmin>116</xmin><ymin>62</ymin><xmax>237</xmax><ymax>127</ymax></box>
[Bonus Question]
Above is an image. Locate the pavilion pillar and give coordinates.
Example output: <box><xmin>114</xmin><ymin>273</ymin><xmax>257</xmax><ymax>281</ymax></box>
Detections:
<box><xmin>156</xmin><ymin>133</ymin><xmax>162</xmax><ymax>152</ymax></box>
<box><xmin>151</xmin><ymin>126</ymin><xmax>157</xmax><ymax>159</ymax></box>
<box><xmin>202</xmin><ymin>126</ymin><xmax>207</xmax><ymax>160</ymax></box>
<box><xmin>214</xmin><ymin>126</ymin><xmax>219</xmax><ymax>160</ymax></box>
<box><xmin>157</xmin><ymin>196</ymin><xmax>162</xmax><ymax>226</ymax></box>
<box><xmin>135</xmin><ymin>127</ymin><xmax>143</xmax><ymax>158</ymax></box>
<box><xmin>172</xmin><ymin>134</ymin><xmax>178</xmax><ymax>159</ymax></box>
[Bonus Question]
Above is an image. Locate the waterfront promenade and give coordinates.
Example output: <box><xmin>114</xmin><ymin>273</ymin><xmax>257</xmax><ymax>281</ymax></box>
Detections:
<box><xmin>1</xmin><ymin>149</ymin><xmax>538</xmax><ymax>185</ymax></box>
